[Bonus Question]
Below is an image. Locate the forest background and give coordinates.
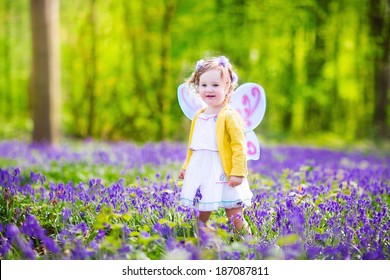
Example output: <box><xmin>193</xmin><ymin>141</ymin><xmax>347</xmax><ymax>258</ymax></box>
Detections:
<box><xmin>0</xmin><ymin>0</ymin><xmax>389</xmax><ymax>149</ymax></box>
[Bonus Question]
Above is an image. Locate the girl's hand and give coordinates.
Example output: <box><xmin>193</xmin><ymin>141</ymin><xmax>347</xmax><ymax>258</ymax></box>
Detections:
<box><xmin>229</xmin><ymin>176</ymin><xmax>243</xmax><ymax>187</ymax></box>
<box><xmin>178</xmin><ymin>169</ymin><xmax>186</xmax><ymax>180</ymax></box>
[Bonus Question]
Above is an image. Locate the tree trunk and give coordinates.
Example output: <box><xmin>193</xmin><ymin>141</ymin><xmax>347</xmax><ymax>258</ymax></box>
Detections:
<box><xmin>370</xmin><ymin>0</ymin><xmax>390</xmax><ymax>139</ymax></box>
<box><xmin>30</xmin><ymin>0</ymin><xmax>60</xmax><ymax>145</ymax></box>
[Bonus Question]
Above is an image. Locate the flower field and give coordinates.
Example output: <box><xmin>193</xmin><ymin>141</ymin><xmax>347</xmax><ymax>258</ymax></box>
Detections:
<box><xmin>0</xmin><ymin>140</ymin><xmax>389</xmax><ymax>260</ymax></box>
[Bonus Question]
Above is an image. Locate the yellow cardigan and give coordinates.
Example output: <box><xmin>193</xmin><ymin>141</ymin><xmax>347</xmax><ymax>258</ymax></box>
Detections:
<box><xmin>182</xmin><ymin>105</ymin><xmax>247</xmax><ymax>178</ymax></box>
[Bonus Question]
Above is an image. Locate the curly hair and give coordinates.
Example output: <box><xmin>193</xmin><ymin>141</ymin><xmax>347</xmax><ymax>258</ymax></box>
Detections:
<box><xmin>186</xmin><ymin>56</ymin><xmax>239</xmax><ymax>104</ymax></box>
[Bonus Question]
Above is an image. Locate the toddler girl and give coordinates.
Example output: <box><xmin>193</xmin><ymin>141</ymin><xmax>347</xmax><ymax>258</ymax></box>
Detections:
<box><xmin>178</xmin><ymin>56</ymin><xmax>252</xmax><ymax>234</ymax></box>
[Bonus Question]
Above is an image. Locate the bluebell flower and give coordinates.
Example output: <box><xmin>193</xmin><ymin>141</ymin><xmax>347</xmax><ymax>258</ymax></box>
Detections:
<box><xmin>193</xmin><ymin>186</ymin><xmax>202</xmax><ymax>206</ymax></box>
<box><xmin>153</xmin><ymin>222</ymin><xmax>171</xmax><ymax>237</ymax></box>
<box><xmin>0</xmin><ymin>237</ymin><xmax>11</xmax><ymax>256</ymax></box>
<box><xmin>5</xmin><ymin>224</ymin><xmax>19</xmax><ymax>243</ymax></box>
<box><xmin>6</xmin><ymin>224</ymin><xmax>36</xmax><ymax>259</ymax></box>
<box><xmin>95</xmin><ymin>229</ymin><xmax>106</xmax><ymax>242</ymax></box>
<box><xmin>118</xmin><ymin>244</ymin><xmax>131</xmax><ymax>254</ymax></box>
<box><xmin>62</xmin><ymin>208</ymin><xmax>72</xmax><ymax>222</ymax></box>
<box><xmin>71</xmin><ymin>239</ymin><xmax>93</xmax><ymax>260</ymax></box>
<box><xmin>42</xmin><ymin>236</ymin><xmax>60</xmax><ymax>254</ymax></box>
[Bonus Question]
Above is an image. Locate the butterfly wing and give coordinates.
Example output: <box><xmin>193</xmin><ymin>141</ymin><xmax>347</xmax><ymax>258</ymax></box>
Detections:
<box><xmin>231</xmin><ymin>83</ymin><xmax>266</xmax><ymax>160</ymax></box>
<box><xmin>246</xmin><ymin>130</ymin><xmax>260</xmax><ymax>160</ymax></box>
<box><xmin>230</xmin><ymin>83</ymin><xmax>266</xmax><ymax>132</ymax></box>
<box><xmin>177</xmin><ymin>83</ymin><xmax>206</xmax><ymax>120</ymax></box>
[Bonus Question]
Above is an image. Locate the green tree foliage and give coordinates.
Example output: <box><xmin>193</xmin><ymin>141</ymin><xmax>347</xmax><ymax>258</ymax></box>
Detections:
<box><xmin>0</xmin><ymin>0</ymin><xmax>388</xmax><ymax>143</ymax></box>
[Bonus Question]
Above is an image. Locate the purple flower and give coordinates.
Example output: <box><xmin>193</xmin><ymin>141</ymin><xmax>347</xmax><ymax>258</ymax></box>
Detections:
<box><xmin>218</xmin><ymin>56</ymin><xmax>230</xmax><ymax>67</ymax></box>
<box><xmin>232</xmin><ymin>251</ymin><xmax>241</xmax><ymax>260</ymax></box>
<box><xmin>118</xmin><ymin>244</ymin><xmax>131</xmax><ymax>254</ymax></box>
<box><xmin>95</xmin><ymin>229</ymin><xmax>106</xmax><ymax>242</ymax></box>
<box><xmin>195</xmin><ymin>59</ymin><xmax>204</xmax><ymax>71</ymax></box>
<box><xmin>71</xmin><ymin>239</ymin><xmax>94</xmax><ymax>260</ymax></box>
<box><xmin>198</xmin><ymin>223</ymin><xmax>211</xmax><ymax>247</ymax></box>
<box><xmin>193</xmin><ymin>186</ymin><xmax>202</xmax><ymax>206</ymax></box>
<box><xmin>0</xmin><ymin>237</ymin><xmax>11</xmax><ymax>256</ymax></box>
<box><xmin>6</xmin><ymin>224</ymin><xmax>36</xmax><ymax>259</ymax></box>
<box><xmin>362</xmin><ymin>248</ymin><xmax>385</xmax><ymax>260</ymax></box>
<box><xmin>42</xmin><ymin>236</ymin><xmax>60</xmax><ymax>254</ymax></box>
<box><xmin>5</xmin><ymin>224</ymin><xmax>19</xmax><ymax>243</ymax></box>
<box><xmin>20</xmin><ymin>214</ymin><xmax>45</xmax><ymax>238</ymax></box>
<box><xmin>306</xmin><ymin>246</ymin><xmax>322</xmax><ymax>259</ymax></box>
<box><xmin>140</xmin><ymin>231</ymin><xmax>151</xmax><ymax>239</ymax></box>
<box><xmin>153</xmin><ymin>222</ymin><xmax>171</xmax><ymax>237</ymax></box>
<box><xmin>0</xmin><ymin>141</ymin><xmax>389</xmax><ymax>260</ymax></box>
<box><xmin>62</xmin><ymin>208</ymin><xmax>72</xmax><ymax>222</ymax></box>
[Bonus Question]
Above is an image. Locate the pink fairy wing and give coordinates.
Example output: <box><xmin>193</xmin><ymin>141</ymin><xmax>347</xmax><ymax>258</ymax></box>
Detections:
<box><xmin>177</xmin><ymin>83</ymin><xmax>206</xmax><ymax>120</ymax></box>
<box><xmin>246</xmin><ymin>130</ymin><xmax>260</xmax><ymax>160</ymax></box>
<box><xmin>230</xmin><ymin>83</ymin><xmax>266</xmax><ymax>132</ymax></box>
<box><xmin>231</xmin><ymin>83</ymin><xmax>266</xmax><ymax>161</ymax></box>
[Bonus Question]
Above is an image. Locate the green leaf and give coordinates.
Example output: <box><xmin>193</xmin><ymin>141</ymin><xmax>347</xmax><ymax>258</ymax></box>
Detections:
<box><xmin>276</xmin><ymin>233</ymin><xmax>299</xmax><ymax>246</ymax></box>
<box><xmin>122</xmin><ymin>213</ymin><xmax>132</xmax><ymax>222</ymax></box>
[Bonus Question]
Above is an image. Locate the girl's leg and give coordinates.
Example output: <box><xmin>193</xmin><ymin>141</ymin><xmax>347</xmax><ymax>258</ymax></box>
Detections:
<box><xmin>195</xmin><ymin>211</ymin><xmax>212</xmax><ymax>240</ymax></box>
<box><xmin>225</xmin><ymin>207</ymin><xmax>252</xmax><ymax>237</ymax></box>
<box><xmin>225</xmin><ymin>207</ymin><xmax>244</xmax><ymax>231</ymax></box>
<box><xmin>199</xmin><ymin>211</ymin><xmax>212</xmax><ymax>224</ymax></box>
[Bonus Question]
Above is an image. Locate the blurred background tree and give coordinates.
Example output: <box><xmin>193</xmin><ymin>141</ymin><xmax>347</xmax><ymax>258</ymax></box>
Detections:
<box><xmin>0</xmin><ymin>0</ymin><xmax>388</xmax><ymax>147</ymax></box>
<box><xmin>30</xmin><ymin>0</ymin><xmax>60</xmax><ymax>145</ymax></box>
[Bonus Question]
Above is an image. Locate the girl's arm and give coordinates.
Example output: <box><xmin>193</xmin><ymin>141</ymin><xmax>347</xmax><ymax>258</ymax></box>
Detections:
<box><xmin>226</xmin><ymin>110</ymin><xmax>247</xmax><ymax>177</ymax></box>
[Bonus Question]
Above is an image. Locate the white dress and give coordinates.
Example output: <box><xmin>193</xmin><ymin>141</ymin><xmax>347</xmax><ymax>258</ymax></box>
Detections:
<box><xmin>180</xmin><ymin>113</ymin><xmax>253</xmax><ymax>211</ymax></box>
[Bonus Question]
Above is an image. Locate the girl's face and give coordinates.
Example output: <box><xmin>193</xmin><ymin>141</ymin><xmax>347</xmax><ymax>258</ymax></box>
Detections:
<box><xmin>198</xmin><ymin>69</ymin><xmax>228</xmax><ymax>113</ymax></box>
